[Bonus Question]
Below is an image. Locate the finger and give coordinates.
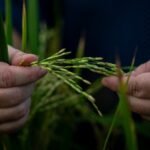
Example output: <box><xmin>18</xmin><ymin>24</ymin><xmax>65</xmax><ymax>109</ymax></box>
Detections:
<box><xmin>102</xmin><ymin>76</ymin><xmax>119</xmax><ymax>91</ymax></box>
<box><xmin>102</xmin><ymin>74</ymin><xmax>150</xmax><ymax>99</ymax></box>
<box><xmin>8</xmin><ymin>46</ymin><xmax>38</xmax><ymax>66</ymax></box>
<box><xmin>0</xmin><ymin>84</ymin><xmax>34</xmax><ymax>108</ymax></box>
<box><xmin>0</xmin><ymin>64</ymin><xmax>46</xmax><ymax>87</ymax></box>
<box><xmin>128</xmin><ymin>96</ymin><xmax>150</xmax><ymax>116</ymax></box>
<box><xmin>141</xmin><ymin>115</ymin><xmax>150</xmax><ymax>121</ymax></box>
<box><xmin>0</xmin><ymin>109</ymin><xmax>29</xmax><ymax>133</ymax></box>
<box><xmin>102</xmin><ymin>61</ymin><xmax>150</xmax><ymax>90</ymax></box>
<box><xmin>132</xmin><ymin>61</ymin><xmax>150</xmax><ymax>76</ymax></box>
<box><xmin>0</xmin><ymin>98</ymin><xmax>30</xmax><ymax>123</ymax></box>
<box><xmin>127</xmin><ymin>73</ymin><xmax>150</xmax><ymax>99</ymax></box>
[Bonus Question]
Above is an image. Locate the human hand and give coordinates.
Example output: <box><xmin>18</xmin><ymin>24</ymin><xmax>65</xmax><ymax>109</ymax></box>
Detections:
<box><xmin>102</xmin><ymin>61</ymin><xmax>150</xmax><ymax>120</ymax></box>
<box><xmin>0</xmin><ymin>46</ymin><xmax>47</xmax><ymax>133</ymax></box>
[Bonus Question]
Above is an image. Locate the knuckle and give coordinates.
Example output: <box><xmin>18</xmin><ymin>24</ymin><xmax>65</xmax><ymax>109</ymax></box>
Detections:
<box><xmin>0</xmin><ymin>68</ymin><xmax>15</xmax><ymax>87</ymax></box>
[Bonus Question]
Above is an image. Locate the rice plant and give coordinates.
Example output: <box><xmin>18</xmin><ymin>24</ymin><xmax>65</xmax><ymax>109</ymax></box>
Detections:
<box><xmin>0</xmin><ymin>1</ymin><xmax>150</xmax><ymax>150</ymax></box>
<box><xmin>0</xmin><ymin>14</ymin><xmax>9</xmax><ymax>63</ymax></box>
<box><xmin>27</xmin><ymin>0</ymin><xmax>39</xmax><ymax>54</ymax></box>
<box><xmin>5</xmin><ymin>0</ymin><xmax>12</xmax><ymax>45</ymax></box>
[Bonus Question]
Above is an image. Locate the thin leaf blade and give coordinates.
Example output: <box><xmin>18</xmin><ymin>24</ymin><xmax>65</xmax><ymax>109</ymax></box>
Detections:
<box><xmin>0</xmin><ymin>14</ymin><xmax>9</xmax><ymax>63</ymax></box>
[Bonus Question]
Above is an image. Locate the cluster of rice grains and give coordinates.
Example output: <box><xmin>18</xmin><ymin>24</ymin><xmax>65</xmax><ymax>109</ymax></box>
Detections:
<box><xmin>31</xmin><ymin>49</ymin><xmax>120</xmax><ymax>116</ymax></box>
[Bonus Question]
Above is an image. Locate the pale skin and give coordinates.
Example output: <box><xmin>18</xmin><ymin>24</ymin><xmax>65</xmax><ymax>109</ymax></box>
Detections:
<box><xmin>0</xmin><ymin>46</ymin><xmax>47</xmax><ymax>133</ymax></box>
<box><xmin>102</xmin><ymin>61</ymin><xmax>150</xmax><ymax>120</ymax></box>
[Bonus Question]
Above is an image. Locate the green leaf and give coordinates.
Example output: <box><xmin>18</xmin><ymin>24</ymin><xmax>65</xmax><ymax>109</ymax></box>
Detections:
<box><xmin>118</xmin><ymin>83</ymin><xmax>138</xmax><ymax>150</ymax></box>
<box><xmin>5</xmin><ymin>0</ymin><xmax>13</xmax><ymax>45</ymax></box>
<box><xmin>27</xmin><ymin>0</ymin><xmax>39</xmax><ymax>54</ymax></box>
<box><xmin>22</xmin><ymin>0</ymin><xmax>27</xmax><ymax>51</ymax></box>
<box><xmin>0</xmin><ymin>14</ymin><xmax>9</xmax><ymax>63</ymax></box>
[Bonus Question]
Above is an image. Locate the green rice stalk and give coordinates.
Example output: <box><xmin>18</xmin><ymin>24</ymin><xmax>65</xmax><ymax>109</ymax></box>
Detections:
<box><xmin>0</xmin><ymin>14</ymin><xmax>9</xmax><ymax>63</ymax></box>
<box><xmin>102</xmin><ymin>104</ymin><xmax>120</xmax><ymax>150</ymax></box>
<box><xmin>126</xmin><ymin>49</ymin><xmax>137</xmax><ymax>84</ymax></box>
<box><xmin>118</xmin><ymin>81</ymin><xmax>138</xmax><ymax>150</ymax></box>
<box><xmin>22</xmin><ymin>0</ymin><xmax>27</xmax><ymax>51</ymax></box>
<box><xmin>103</xmin><ymin>57</ymin><xmax>138</xmax><ymax>150</ymax></box>
<box><xmin>120</xmin><ymin>54</ymin><xmax>138</xmax><ymax>150</ymax></box>
<box><xmin>31</xmin><ymin>50</ymin><xmax>118</xmax><ymax>98</ymax></box>
<box><xmin>27</xmin><ymin>0</ymin><xmax>39</xmax><ymax>54</ymax></box>
<box><xmin>5</xmin><ymin>0</ymin><xmax>12</xmax><ymax>44</ymax></box>
<box><xmin>103</xmin><ymin>80</ymin><xmax>138</xmax><ymax>150</ymax></box>
<box><xmin>31</xmin><ymin>49</ymin><xmax>119</xmax><ymax>116</ymax></box>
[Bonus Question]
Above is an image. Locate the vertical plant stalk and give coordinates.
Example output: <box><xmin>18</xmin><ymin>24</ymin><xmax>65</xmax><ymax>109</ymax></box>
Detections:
<box><xmin>120</xmin><ymin>53</ymin><xmax>138</xmax><ymax>150</ymax></box>
<box><xmin>102</xmin><ymin>105</ymin><xmax>120</xmax><ymax>150</ymax></box>
<box><xmin>5</xmin><ymin>0</ymin><xmax>13</xmax><ymax>45</ymax></box>
<box><xmin>118</xmin><ymin>81</ymin><xmax>138</xmax><ymax>150</ymax></box>
<box><xmin>0</xmin><ymin>14</ymin><xmax>9</xmax><ymax>63</ymax></box>
<box><xmin>22</xmin><ymin>0</ymin><xmax>27</xmax><ymax>51</ymax></box>
<box><xmin>27</xmin><ymin>0</ymin><xmax>39</xmax><ymax>54</ymax></box>
<box><xmin>103</xmin><ymin>57</ymin><xmax>138</xmax><ymax>150</ymax></box>
<box><xmin>103</xmin><ymin>79</ymin><xmax>138</xmax><ymax>150</ymax></box>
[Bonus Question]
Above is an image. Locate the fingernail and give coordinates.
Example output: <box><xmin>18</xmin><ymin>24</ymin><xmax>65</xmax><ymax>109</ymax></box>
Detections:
<box><xmin>102</xmin><ymin>78</ymin><xmax>110</xmax><ymax>86</ymax></box>
<box><xmin>19</xmin><ymin>59</ymin><xmax>25</xmax><ymax>66</ymax></box>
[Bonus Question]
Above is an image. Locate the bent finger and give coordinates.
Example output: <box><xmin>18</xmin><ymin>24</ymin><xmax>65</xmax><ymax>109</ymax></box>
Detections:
<box><xmin>128</xmin><ymin>96</ymin><xmax>150</xmax><ymax>116</ymax></box>
<box><xmin>0</xmin><ymin>84</ymin><xmax>34</xmax><ymax>108</ymax></box>
<box><xmin>128</xmin><ymin>73</ymin><xmax>150</xmax><ymax>99</ymax></box>
<box><xmin>8</xmin><ymin>46</ymin><xmax>38</xmax><ymax>66</ymax></box>
<box><xmin>102</xmin><ymin>76</ymin><xmax>119</xmax><ymax>91</ymax></box>
<box><xmin>0</xmin><ymin>109</ymin><xmax>29</xmax><ymax>133</ymax></box>
<box><xmin>141</xmin><ymin>115</ymin><xmax>150</xmax><ymax>121</ymax></box>
<box><xmin>102</xmin><ymin>74</ymin><xmax>150</xmax><ymax>99</ymax></box>
<box><xmin>0</xmin><ymin>64</ymin><xmax>46</xmax><ymax>87</ymax></box>
<box><xmin>0</xmin><ymin>98</ymin><xmax>30</xmax><ymax>123</ymax></box>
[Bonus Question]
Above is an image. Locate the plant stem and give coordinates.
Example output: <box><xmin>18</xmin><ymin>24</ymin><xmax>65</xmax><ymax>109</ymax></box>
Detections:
<box><xmin>0</xmin><ymin>14</ymin><xmax>9</xmax><ymax>63</ymax></box>
<box><xmin>5</xmin><ymin>0</ymin><xmax>13</xmax><ymax>45</ymax></box>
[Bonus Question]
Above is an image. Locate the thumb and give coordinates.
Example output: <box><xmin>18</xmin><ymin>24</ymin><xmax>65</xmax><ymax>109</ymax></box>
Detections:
<box><xmin>102</xmin><ymin>76</ymin><xmax>120</xmax><ymax>91</ymax></box>
<box><xmin>8</xmin><ymin>46</ymin><xmax>38</xmax><ymax>66</ymax></box>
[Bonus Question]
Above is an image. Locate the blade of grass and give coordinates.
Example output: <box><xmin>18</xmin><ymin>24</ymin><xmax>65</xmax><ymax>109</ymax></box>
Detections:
<box><xmin>75</xmin><ymin>35</ymin><xmax>85</xmax><ymax>75</ymax></box>
<box><xmin>22</xmin><ymin>0</ymin><xmax>27</xmax><ymax>51</ymax></box>
<box><xmin>118</xmin><ymin>81</ymin><xmax>138</xmax><ymax>150</ymax></box>
<box><xmin>27</xmin><ymin>0</ymin><xmax>39</xmax><ymax>54</ymax></box>
<box><xmin>103</xmin><ymin>78</ymin><xmax>138</xmax><ymax>150</ymax></box>
<box><xmin>121</xmin><ymin>51</ymin><xmax>138</xmax><ymax>150</ymax></box>
<box><xmin>126</xmin><ymin>48</ymin><xmax>137</xmax><ymax>83</ymax></box>
<box><xmin>5</xmin><ymin>0</ymin><xmax>12</xmax><ymax>44</ymax></box>
<box><xmin>0</xmin><ymin>14</ymin><xmax>9</xmax><ymax>63</ymax></box>
<box><xmin>102</xmin><ymin>105</ymin><xmax>120</xmax><ymax>150</ymax></box>
<box><xmin>103</xmin><ymin>55</ymin><xmax>138</xmax><ymax>150</ymax></box>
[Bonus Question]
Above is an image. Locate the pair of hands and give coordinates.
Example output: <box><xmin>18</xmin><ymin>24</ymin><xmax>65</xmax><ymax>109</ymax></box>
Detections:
<box><xmin>102</xmin><ymin>61</ymin><xmax>150</xmax><ymax>120</ymax></box>
<box><xmin>0</xmin><ymin>46</ymin><xmax>47</xmax><ymax>133</ymax></box>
